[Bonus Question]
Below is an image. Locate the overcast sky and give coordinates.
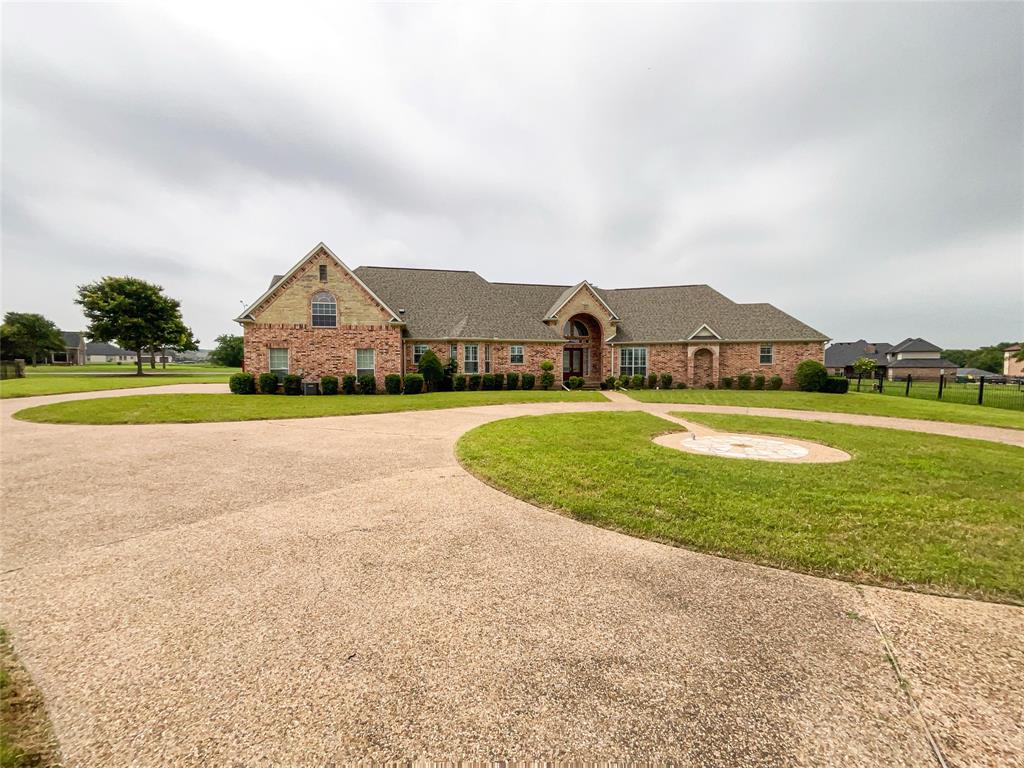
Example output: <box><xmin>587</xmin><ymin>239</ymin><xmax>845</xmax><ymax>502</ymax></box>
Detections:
<box><xmin>3</xmin><ymin>2</ymin><xmax>1022</xmax><ymax>348</ymax></box>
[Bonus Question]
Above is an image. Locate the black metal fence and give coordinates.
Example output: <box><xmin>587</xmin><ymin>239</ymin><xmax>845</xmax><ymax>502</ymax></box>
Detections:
<box><xmin>845</xmin><ymin>372</ymin><xmax>1024</xmax><ymax>412</ymax></box>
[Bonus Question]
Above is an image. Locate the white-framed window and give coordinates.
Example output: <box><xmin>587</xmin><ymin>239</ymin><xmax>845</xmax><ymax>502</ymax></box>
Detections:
<box><xmin>311</xmin><ymin>292</ymin><xmax>337</xmax><ymax>327</ymax></box>
<box><xmin>510</xmin><ymin>345</ymin><xmax>524</xmax><ymax>364</ymax></box>
<box><xmin>619</xmin><ymin>347</ymin><xmax>647</xmax><ymax>377</ymax></box>
<box><xmin>464</xmin><ymin>344</ymin><xmax>479</xmax><ymax>373</ymax></box>
<box><xmin>449</xmin><ymin>343</ymin><xmax>458</xmax><ymax>360</ymax></box>
<box><xmin>484</xmin><ymin>344</ymin><xmax>492</xmax><ymax>373</ymax></box>
<box><xmin>269</xmin><ymin>347</ymin><xmax>289</xmax><ymax>378</ymax></box>
<box><xmin>759</xmin><ymin>344</ymin><xmax>774</xmax><ymax>365</ymax></box>
<box><xmin>356</xmin><ymin>349</ymin><xmax>375</xmax><ymax>378</ymax></box>
<box><xmin>413</xmin><ymin>344</ymin><xmax>429</xmax><ymax>365</ymax></box>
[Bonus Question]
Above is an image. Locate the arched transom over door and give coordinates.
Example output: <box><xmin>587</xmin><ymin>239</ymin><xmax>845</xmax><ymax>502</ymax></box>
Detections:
<box><xmin>692</xmin><ymin>348</ymin><xmax>714</xmax><ymax>388</ymax></box>
<box><xmin>562</xmin><ymin>313</ymin><xmax>603</xmax><ymax>382</ymax></box>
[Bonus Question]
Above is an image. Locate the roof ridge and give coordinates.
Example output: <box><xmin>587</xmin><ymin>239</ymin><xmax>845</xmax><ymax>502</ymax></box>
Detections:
<box><xmin>357</xmin><ymin>265</ymin><xmax>479</xmax><ymax>274</ymax></box>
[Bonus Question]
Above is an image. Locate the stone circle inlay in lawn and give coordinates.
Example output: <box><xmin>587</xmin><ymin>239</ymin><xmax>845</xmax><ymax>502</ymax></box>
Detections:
<box><xmin>457</xmin><ymin>411</ymin><xmax>1024</xmax><ymax>604</ymax></box>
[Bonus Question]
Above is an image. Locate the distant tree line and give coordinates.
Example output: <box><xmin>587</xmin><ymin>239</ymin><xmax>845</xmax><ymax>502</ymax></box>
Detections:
<box><xmin>941</xmin><ymin>342</ymin><xmax>1019</xmax><ymax>374</ymax></box>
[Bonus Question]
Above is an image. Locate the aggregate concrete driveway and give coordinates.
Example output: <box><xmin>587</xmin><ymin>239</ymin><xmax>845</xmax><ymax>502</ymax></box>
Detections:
<box><xmin>1</xmin><ymin>387</ymin><xmax>1021</xmax><ymax>766</ymax></box>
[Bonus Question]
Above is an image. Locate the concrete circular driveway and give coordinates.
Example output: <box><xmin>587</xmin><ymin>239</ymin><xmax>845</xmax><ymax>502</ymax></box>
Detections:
<box><xmin>1</xmin><ymin>386</ymin><xmax>1021</xmax><ymax>766</ymax></box>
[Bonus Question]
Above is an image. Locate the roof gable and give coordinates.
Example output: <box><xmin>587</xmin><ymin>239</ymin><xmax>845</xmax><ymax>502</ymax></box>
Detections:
<box><xmin>544</xmin><ymin>281</ymin><xmax>619</xmax><ymax>322</ymax></box>
<box><xmin>236</xmin><ymin>243</ymin><xmax>400</xmax><ymax>324</ymax></box>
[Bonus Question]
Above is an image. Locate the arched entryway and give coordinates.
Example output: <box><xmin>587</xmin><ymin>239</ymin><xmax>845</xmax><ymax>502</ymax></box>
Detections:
<box><xmin>562</xmin><ymin>313</ymin><xmax>602</xmax><ymax>383</ymax></box>
<box><xmin>692</xmin><ymin>348</ymin><xmax>714</xmax><ymax>388</ymax></box>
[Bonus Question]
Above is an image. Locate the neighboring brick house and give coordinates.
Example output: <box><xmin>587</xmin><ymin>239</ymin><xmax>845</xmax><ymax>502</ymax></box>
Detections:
<box><xmin>827</xmin><ymin>337</ymin><xmax>959</xmax><ymax>381</ymax></box>
<box><xmin>1004</xmin><ymin>344</ymin><xmax>1023</xmax><ymax>378</ymax></box>
<box><xmin>235</xmin><ymin>243</ymin><xmax>828</xmax><ymax>388</ymax></box>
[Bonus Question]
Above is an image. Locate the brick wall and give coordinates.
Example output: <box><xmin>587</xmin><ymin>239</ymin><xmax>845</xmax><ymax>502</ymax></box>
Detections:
<box><xmin>718</xmin><ymin>341</ymin><xmax>825</xmax><ymax>387</ymax></box>
<box><xmin>404</xmin><ymin>340</ymin><xmax>561</xmax><ymax>377</ymax></box>
<box><xmin>244</xmin><ymin>323</ymin><xmax>403</xmax><ymax>388</ymax></box>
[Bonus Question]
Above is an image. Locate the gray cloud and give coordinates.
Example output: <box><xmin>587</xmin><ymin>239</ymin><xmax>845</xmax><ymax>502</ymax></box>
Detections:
<box><xmin>2</xmin><ymin>2</ymin><xmax>1021</xmax><ymax>347</ymax></box>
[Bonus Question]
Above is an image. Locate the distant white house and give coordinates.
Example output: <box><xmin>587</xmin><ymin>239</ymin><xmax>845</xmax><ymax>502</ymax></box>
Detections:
<box><xmin>85</xmin><ymin>341</ymin><xmax>138</xmax><ymax>364</ymax></box>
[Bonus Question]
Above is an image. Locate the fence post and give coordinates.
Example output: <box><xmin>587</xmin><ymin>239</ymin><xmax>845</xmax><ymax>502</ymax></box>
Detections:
<box><xmin>978</xmin><ymin>376</ymin><xmax>985</xmax><ymax>406</ymax></box>
<box><xmin>937</xmin><ymin>373</ymin><xmax>944</xmax><ymax>400</ymax></box>
<box><xmin>905</xmin><ymin>373</ymin><xmax>912</xmax><ymax>397</ymax></box>
<box><xmin>856</xmin><ymin>374</ymin><xmax>862</xmax><ymax>392</ymax></box>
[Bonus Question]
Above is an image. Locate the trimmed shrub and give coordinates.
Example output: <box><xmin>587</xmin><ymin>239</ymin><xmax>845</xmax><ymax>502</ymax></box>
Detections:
<box><xmin>440</xmin><ymin>357</ymin><xmax>458</xmax><ymax>391</ymax></box>
<box><xmin>320</xmin><ymin>375</ymin><xmax>339</xmax><ymax>396</ymax></box>
<box><xmin>603</xmin><ymin>376</ymin><xmax>618</xmax><ymax>390</ymax></box>
<box><xmin>721</xmin><ymin>376</ymin><xmax>734</xmax><ymax>389</ymax></box>
<box><xmin>506</xmin><ymin>372</ymin><xmax>520</xmax><ymax>390</ymax></box>
<box><xmin>384</xmin><ymin>373</ymin><xmax>402</xmax><ymax>394</ymax></box>
<box><xmin>258</xmin><ymin>372</ymin><xmax>278</xmax><ymax>394</ymax></box>
<box><xmin>660</xmin><ymin>373</ymin><xmax>673</xmax><ymax>389</ymax></box>
<box><xmin>704</xmin><ymin>381</ymin><xmax>716</xmax><ymax>389</ymax></box>
<box><xmin>418</xmin><ymin>350</ymin><xmax>444</xmax><ymax>392</ymax></box>
<box><xmin>647</xmin><ymin>373</ymin><xmax>658</xmax><ymax>390</ymax></box>
<box><xmin>481</xmin><ymin>373</ymin><xmax>495</xmax><ymax>391</ymax></box>
<box><xmin>737</xmin><ymin>373</ymin><xmax>753</xmax><ymax>390</ymax></box>
<box><xmin>821</xmin><ymin>376</ymin><xmax>850</xmax><ymax>394</ymax></box>
<box><xmin>283</xmin><ymin>374</ymin><xmax>303</xmax><ymax>395</ymax></box>
<box><xmin>676</xmin><ymin>381</ymin><xmax>688</xmax><ymax>389</ymax></box>
<box><xmin>492</xmin><ymin>372</ymin><xmax>505</xmax><ymax>390</ymax></box>
<box><xmin>229</xmin><ymin>372</ymin><xmax>255</xmax><ymax>394</ymax></box>
<box><xmin>795</xmin><ymin>359</ymin><xmax>829</xmax><ymax>392</ymax></box>
<box><xmin>521</xmin><ymin>372</ymin><xmax>535</xmax><ymax>390</ymax></box>
<box><xmin>618</xmin><ymin>374</ymin><xmax>631</xmax><ymax>389</ymax></box>
<box><xmin>403</xmin><ymin>373</ymin><xmax>424</xmax><ymax>394</ymax></box>
<box><xmin>468</xmin><ymin>374</ymin><xmax>482</xmax><ymax>391</ymax></box>
<box><xmin>753</xmin><ymin>374</ymin><xmax>766</xmax><ymax>390</ymax></box>
<box><xmin>630</xmin><ymin>374</ymin><xmax>644</xmax><ymax>389</ymax></box>
<box><xmin>357</xmin><ymin>373</ymin><xmax>376</xmax><ymax>394</ymax></box>
<box><xmin>454</xmin><ymin>374</ymin><xmax>467</xmax><ymax>391</ymax></box>
<box><xmin>341</xmin><ymin>375</ymin><xmax>356</xmax><ymax>395</ymax></box>
<box><xmin>567</xmin><ymin>376</ymin><xmax>584</xmax><ymax>390</ymax></box>
<box><xmin>769</xmin><ymin>375</ymin><xmax>784</xmax><ymax>390</ymax></box>
<box><xmin>539</xmin><ymin>372</ymin><xmax>555</xmax><ymax>390</ymax></box>
<box><xmin>540</xmin><ymin>359</ymin><xmax>555</xmax><ymax>372</ymax></box>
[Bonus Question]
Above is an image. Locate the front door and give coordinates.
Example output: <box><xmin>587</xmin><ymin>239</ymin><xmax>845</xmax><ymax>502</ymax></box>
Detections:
<box><xmin>563</xmin><ymin>348</ymin><xmax>584</xmax><ymax>381</ymax></box>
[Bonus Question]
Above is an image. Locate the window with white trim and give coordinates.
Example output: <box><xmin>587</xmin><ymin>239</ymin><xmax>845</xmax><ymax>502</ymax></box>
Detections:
<box><xmin>413</xmin><ymin>344</ymin><xmax>429</xmax><ymax>365</ymax></box>
<box><xmin>311</xmin><ymin>292</ymin><xmax>337</xmax><ymax>327</ymax></box>
<box><xmin>484</xmin><ymin>344</ymin><xmax>492</xmax><ymax>373</ymax></box>
<box><xmin>510</xmin><ymin>345</ymin><xmax>524</xmax><ymax>364</ymax></box>
<box><xmin>449</xmin><ymin>343</ymin><xmax>458</xmax><ymax>361</ymax></box>
<box><xmin>356</xmin><ymin>349</ymin><xmax>375</xmax><ymax>378</ymax></box>
<box><xmin>759</xmin><ymin>344</ymin><xmax>774</xmax><ymax>365</ymax></box>
<box><xmin>464</xmin><ymin>344</ymin><xmax>479</xmax><ymax>373</ymax></box>
<box><xmin>268</xmin><ymin>348</ymin><xmax>289</xmax><ymax>378</ymax></box>
<box><xmin>619</xmin><ymin>347</ymin><xmax>647</xmax><ymax>377</ymax></box>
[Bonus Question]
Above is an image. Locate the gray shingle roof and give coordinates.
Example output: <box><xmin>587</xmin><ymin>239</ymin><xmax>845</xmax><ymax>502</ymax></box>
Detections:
<box><xmin>352</xmin><ymin>267</ymin><xmax>828</xmax><ymax>343</ymax></box>
<box><xmin>86</xmin><ymin>341</ymin><xmax>130</xmax><ymax>356</ymax></box>
<box><xmin>354</xmin><ymin>267</ymin><xmax>562</xmax><ymax>341</ymax></box>
<box><xmin>888</xmin><ymin>357</ymin><xmax>958</xmax><ymax>369</ymax></box>
<box><xmin>825</xmin><ymin>340</ymin><xmax>894</xmax><ymax>368</ymax></box>
<box><xmin>60</xmin><ymin>331</ymin><xmax>83</xmax><ymax>348</ymax></box>
<box><xmin>889</xmin><ymin>337</ymin><xmax>941</xmax><ymax>354</ymax></box>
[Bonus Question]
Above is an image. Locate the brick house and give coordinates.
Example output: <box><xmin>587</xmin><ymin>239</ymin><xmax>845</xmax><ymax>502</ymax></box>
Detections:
<box><xmin>235</xmin><ymin>243</ymin><xmax>828</xmax><ymax>388</ymax></box>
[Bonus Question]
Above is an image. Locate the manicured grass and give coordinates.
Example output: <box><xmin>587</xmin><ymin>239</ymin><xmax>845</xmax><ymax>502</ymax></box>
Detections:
<box><xmin>457</xmin><ymin>411</ymin><xmax>1024</xmax><ymax>603</ymax></box>
<box><xmin>0</xmin><ymin>375</ymin><xmax>230</xmax><ymax>399</ymax></box>
<box><xmin>13</xmin><ymin>390</ymin><xmax>607</xmax><ymax>424</ymax></box>
<box><xmin>28</xmin><ymin>363</ymin><xmax>240</xmax><ymax>375</ymax></box>
<box><xmin>0</xmin><ymin>628</ymin><xmax>60</xmax><ymax>768</ymax></box>
<box><xmin>624</xmin><ymin>388</ymin><xmax>1024</xmax><ymax>430</ymax></box>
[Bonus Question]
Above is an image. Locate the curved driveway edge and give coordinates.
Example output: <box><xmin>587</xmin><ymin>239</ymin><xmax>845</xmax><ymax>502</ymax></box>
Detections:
<box><xmin>1</xmin><ymin>388</ymin><xmax>1021</xmax><ymax>765</ymax></box>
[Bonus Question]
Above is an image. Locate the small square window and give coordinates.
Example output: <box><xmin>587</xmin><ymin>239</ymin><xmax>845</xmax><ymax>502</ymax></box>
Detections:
<box><xmin>413</xmin><ymin>344</ymin><xmax>428</xmax><ymax>365</ymax></box>
<box><xmin>759</xmin><ymin>344</ymin><xmax>773</xmax><ymax>365</ymax></box>
<box><xmin>319</xmin><ymin>264</ymin><xmax>328</xmax><ymax>281</ymax></box>
<box><xmin>510</xmin><ymin>345</ymin><xmax>524</xmax><ymax>364</ymax></box>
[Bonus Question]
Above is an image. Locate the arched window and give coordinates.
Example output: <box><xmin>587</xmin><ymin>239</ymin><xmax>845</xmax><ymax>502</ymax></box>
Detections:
<box><xmin>311</xmin><ymin>292</ymin><xmax>337</xmax><ymax>327</ymax></box>
<box><xmin>562</xmin><ymin>319</ymin><xmax>589</xmax><ymax>337</ymax></box>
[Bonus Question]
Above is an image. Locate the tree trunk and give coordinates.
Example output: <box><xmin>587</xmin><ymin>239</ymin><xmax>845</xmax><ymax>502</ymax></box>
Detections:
<box><xmin>136</xmin><ymin>350</ymin><xmax>144</xmax><ymax>376</ymax></box>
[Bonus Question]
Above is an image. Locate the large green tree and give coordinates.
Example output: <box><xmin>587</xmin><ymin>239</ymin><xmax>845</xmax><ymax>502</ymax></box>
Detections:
<box><xmin>209</xmin><ymin>334</ymin><xmax>244</xmax><ymax>367</ymax></box>
<box><xmin>0</xmin><ymin>312</ymin><xmax>66</xmax><ymax>365</ymax></box>
<box><xmin>75</xmin><ymin>277</ymin><xmax>196</xmax><ymax>375</ymax></box>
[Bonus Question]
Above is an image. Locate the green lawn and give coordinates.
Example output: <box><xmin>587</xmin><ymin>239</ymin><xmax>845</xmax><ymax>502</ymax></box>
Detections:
<box><xmin>0</xmin><ymin>375</ymin><xmax>230</xmax><ymax>399</ymax></box>
<box><xmin>624</xmin><ymin>388</ymin><xmax>1024</xmax><ymax>430</ymax></box>
<box><xmin>13</xmin><ymin>390</ymin><xmax>607</xmax><ymax>424</ymax></box>
<box><xmin>457</xmin><ymin>411</ymin><xmax>1024</xmax><ymax>603</ymax></box>
<box><xmin>27</xmin><ymin>363</ymin><xmax>240</xmax><ymax>375</ymax></box>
